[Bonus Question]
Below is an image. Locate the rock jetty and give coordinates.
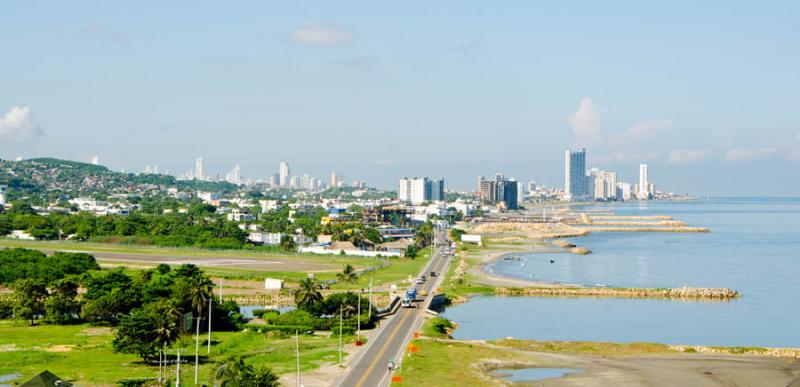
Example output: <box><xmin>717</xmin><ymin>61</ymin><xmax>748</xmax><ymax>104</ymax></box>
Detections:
<box><xmin>495</xmin><ymin>286</ymin><xmax>739</xmax><ymax>300</ymax></box>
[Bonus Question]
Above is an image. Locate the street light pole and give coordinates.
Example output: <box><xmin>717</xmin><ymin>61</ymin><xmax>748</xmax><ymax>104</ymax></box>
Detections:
<box><xmin>338</xmin><ymin>305</ymin><xmax>343</xmax><ymax>366</ymax></box>
<box><xmin>367</xmin><ymin>278</ymin><xmax>373</xmax><ymax>320</ymax></box>
<box><xmin>207</xmin><ymin>297</ymin><xmax>212</xmax><ymax>354</ymax></box>
<box><xmin>357</xmin><ymin>289</ymin><xmax>362</xmax><ymax>341</ymax></box>
<box><xmin>295</xmin><ymin>330</ymin><xmax>301</xmax><ymax>387</ymax></box>
<box><xmin>176</xmin><ymin>349</ymin><xmax>181</xmax><ymax>387</ymax></box>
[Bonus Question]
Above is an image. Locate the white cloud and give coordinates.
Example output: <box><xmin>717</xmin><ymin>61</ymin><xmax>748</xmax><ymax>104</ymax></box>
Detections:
<box><xmin>0</xmin><ymin>106</ymin><xmax>44</xmax><ymax>141</ymax></box>
<box><xmin>567</xmin><ymin>97</ymin><xmax>601</xmax><ymax>147</ymax></box>
<box><xmin>290</xmin><ymin>24</ymin><xmax>352</xmax><ymax>46</ymax></box>
<box><xmin>669</xmin><ymin>149</ymin><xmax>713</xmax><ymax>163</ymax></box>
<box><xmin>623</xmin><ymin>120</ymin><xmax>672</xmax><ymax>138</ymax></box>
<box><xmin>723</xmin><ymin>147</ymin><xmax>777</xmax><ymax>162</ymax></box>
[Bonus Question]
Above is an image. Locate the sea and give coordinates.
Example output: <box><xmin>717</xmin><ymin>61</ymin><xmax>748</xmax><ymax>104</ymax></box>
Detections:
<box><xmin>443</xmin><ymin>197</ymin><xmax>800</xmax><ymax>348</ymax></box>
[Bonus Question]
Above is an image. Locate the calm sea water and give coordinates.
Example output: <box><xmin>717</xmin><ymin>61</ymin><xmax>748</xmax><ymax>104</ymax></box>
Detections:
<box><xmin>444</xmin><ymin>197</ymin><xmax>800</xmax><ymax>348</ymax></box>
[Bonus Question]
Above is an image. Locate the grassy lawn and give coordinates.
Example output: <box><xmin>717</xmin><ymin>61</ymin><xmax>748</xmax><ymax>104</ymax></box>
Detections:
<box><xmin>392</xmin><ymin>339</ymin><xmax>528</xmax><ymax>386</ymax></box>
<box><xmin>330</xmin><ymin>249</ymin><xmax>434</xmax><ymax>291</ymax></box>
<box><xmin>0</xmin><ymin>320</ymin><xmax>355</xmax><ymax>386</ymax></box>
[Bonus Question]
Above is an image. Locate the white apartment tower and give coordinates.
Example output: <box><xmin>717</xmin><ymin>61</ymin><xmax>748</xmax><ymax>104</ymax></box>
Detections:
<box><xmin>194</xmin><ymin>157</ymin><xmax>204</xmax><ymax>180</ymax></box>
<box><xmin>90</xmin><ymin>156</ymin><xmax>99</xmax><ymax>165</ymax></box>
<box><xmin>226</xmin><ymin>164</ymin><xmax>241</xmax><ymax>185</ymax></box>
<box><xmin>638</xmin><ymin>164</ymin><xmax>650</xmax><ymax>199</ymax></box>
<box><xmin>399</xmin><ymin>177</ymin><xmax>430</xmax><ymax>205</ymax></box>
<box><xmin>279</xmin><ymin>162</ymin><xmax>290</xmax><ymax>186</ymax></box>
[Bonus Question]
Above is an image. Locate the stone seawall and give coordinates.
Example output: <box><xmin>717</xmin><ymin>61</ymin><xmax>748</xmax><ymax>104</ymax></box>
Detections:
<box><xmin>495</xmin><ymin>286</ymin><xmax>739</xmax><ymax>300</ymax></box>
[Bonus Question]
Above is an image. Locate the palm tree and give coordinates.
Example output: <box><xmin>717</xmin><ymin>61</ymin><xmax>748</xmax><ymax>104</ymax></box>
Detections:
<box><xmin>336</xmin><ymin>264</ymin><xmax>359</xmax><ymax>285</ymax></box>
<box><xmin>294</xmin><ymin>278</ymin><xmax>323</xmax><ymax>309</ymax></box>
<box><xmin>214</xmin><ymin>356</ymin><xmax>280</xmax><ymax>387</ymax></box>
<box><xmin>153</xmin><ymin>314</ymin><xmax>178</xmax><ymax>385</ymax></box>
<box><xmin>185</xmin><ymin>276</ymin><xmax>213</xmax><ymax>384</ymax></box>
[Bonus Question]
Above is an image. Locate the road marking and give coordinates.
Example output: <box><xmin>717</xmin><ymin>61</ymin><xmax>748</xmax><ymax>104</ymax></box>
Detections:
<box><xmin>353</xmin><ymin>299</ymin><xmax>414</xmax><ymax>387</ymax></box>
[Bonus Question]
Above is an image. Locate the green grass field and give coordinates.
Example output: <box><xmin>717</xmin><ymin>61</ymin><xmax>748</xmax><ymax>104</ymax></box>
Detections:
<box><xmin>0</xmin><ymin>320</ymin><xmax>355</xmax><ymax>386</ymax></box>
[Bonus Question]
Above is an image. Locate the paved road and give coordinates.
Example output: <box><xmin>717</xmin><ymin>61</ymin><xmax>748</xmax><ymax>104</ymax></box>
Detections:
<box><xmin>336</xmin><ymin>230</ymin><xmax>451</xmax><ymax>387</ymax></box>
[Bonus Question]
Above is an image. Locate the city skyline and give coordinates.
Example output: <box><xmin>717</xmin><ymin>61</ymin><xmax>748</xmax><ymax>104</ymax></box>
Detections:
<box><xmin>3</xmin><ymin>2</ymin><xmax>800</xmax><ymax>195</ymax></box>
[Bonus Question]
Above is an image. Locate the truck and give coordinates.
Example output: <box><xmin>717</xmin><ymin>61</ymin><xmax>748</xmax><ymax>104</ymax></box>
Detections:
<box><xmin>401</xmin><ymin>288</ymin><xmax>418</xmax><ymax>308</ymax></box>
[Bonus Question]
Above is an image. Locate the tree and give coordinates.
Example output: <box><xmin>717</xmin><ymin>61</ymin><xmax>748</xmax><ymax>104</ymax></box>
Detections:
<box><xmin>13</xmin><ymin>279</ymin><xmax>48</xmax><ymax>325</ymax></box>
<box><xmin>414</xmin><ymin>221</ymin><xmax>434</xmax><ymax>248</ymax></box>
<box><xmin>405</xmin><ymin>245</ymin><xmax>418</xmax><ymax>259</ymax></box>
<box><xmin>152</xmin><ymin>312</ymin><xmax>179</xmax><ymax>383</ymax></box>
<box><xmin>113</xmin><ymin>308</ymin><xmax>160</xmax><ymax>360</ymax></box>
<box><xmin>280</xmin><ymin>234</ymin><xmax>296</xmax><ymax>251</ymax></box>
<box><xmin>336</xmin><ymin>264</ymin><xmax>358</xmax><ymax>285</ymax></box>
<box><xmin>449</xmin><ymin>228</ymin><xmax>466</xmax><ymax>241</ymax></box>
<box><xmin>185</xmin><ymin>275</ymin><xmax>213</xmax><ymax>384</ymax></box>
<box><xmin>294</xmin><ymin>278</ymin><xmax>323</xmax><ymax>310</ymax></box>
<box><xmin>215</xmin><ymin>356</ymin><xmax>280</xmax><ymax>387</ymax></box>
<box><xmin>44</xmin><ymin>278</ymin><xmax>80</xmax><ymax>324</ymax></box>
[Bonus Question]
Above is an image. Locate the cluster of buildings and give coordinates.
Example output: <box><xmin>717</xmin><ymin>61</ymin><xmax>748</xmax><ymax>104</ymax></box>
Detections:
<box><xmin>477</xmin><ymin>174</ymin><xmax>521</xmax><ymax>210</ymax></box>
<box><xmin>397</xmin><ymin>177</ymin><xmax>445</xmax><ymax>205</ymax></box>
<box><xmin>175</xmin><ymin>158</ymin><xmax>368</xmax><ymax>191</ymax></box>
<box><xmin>564</xmin><ymin>149</ymin><xmax>656</xmax><ymax>202</ymax></box>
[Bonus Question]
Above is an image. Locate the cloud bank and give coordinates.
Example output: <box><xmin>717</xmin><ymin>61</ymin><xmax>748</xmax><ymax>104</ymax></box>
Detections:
<box><xmin>723</xmin><ymin>147</ymin><xmax>777</xmax><ymax>161</ymax></box>
<box><xmin>669</xmin><ymin>149</ymin><xmax>713</xmax><ymax>163</ymax></box>
<box><xmin>291</xmin><ymin>24</ymin><xmax>352</xmax><ymax>46</ymax></box>
<box><xmin>0</xmin><ymin>106</ymin><xmax>44</xmax><ymax>142</ymax></box>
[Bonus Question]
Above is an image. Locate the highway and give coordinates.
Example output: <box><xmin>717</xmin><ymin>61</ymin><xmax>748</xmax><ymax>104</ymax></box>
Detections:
<box><xmin>335</xmin><ymin>229</ymin><xmax>451</xmax><ymax>387</ymax></box>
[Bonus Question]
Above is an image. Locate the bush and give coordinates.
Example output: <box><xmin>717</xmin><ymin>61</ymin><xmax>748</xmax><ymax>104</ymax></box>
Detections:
<box><xmin>430</xmin><ymin>317</ymin><xmax>454</xmax><ymax>335</ymax></box>
<box><xmin>262</xmin><ymin>325</ymin><xmax>314</xmax><ymax>334</ymax></box>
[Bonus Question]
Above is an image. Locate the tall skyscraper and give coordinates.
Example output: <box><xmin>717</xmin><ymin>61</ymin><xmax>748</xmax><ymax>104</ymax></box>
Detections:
<box><xmin>564</xmin><ymin>149</ymin><xmax>588</xmax><ymax>201</ymax></box>
<box><xmin>638</xmin><ymin>164</ymin><xmax>649</xmax><ymax>199</ymax></box>
<box><xmin>0</xmin><ymin>185</ymin><xmax>7</xmax><ymax>206</ymax></box>
<box><xmin>330</xmin><ymin>172</ymin><xmax>339</xmax><ymax>188</ymax></box>
<box><xmin>479</xmin><ymin>173</ymin><xmax>519</xmax><ymax>210</ymax></box>
<box><xmin>399</xmin><ymin>177</ymin><xmax>434</xmax><ymax>204</ymax></box>
<box><xmin>226</xmin><ymin>164</ymin><xmax>241</xmax><ymax>185</ymax></box>
<box><xmin>194</xmin><ymin>157</ymin><xmax>204</xmax><ymax>180</ymax></box>
<box><xmin>430</xmin><ymin>178</ymin><xmax>445</xmax><ymax>202</ymax></box>
<box><xmin>279</xmin><ymin>162</ymin><xmax>290</xmax><ymax>186</ymax></box>
<box><xmin>301</xmin><ymin>174</ymin><xmax>311</xmax><ymax>190</ymax></box>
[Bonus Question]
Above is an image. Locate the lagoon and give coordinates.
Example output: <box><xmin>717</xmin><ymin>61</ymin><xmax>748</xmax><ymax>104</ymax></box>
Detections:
<box><xmin>445</xmin><ymin>197</ymin><xmax>800</xmax><ymax>348</ymax></box>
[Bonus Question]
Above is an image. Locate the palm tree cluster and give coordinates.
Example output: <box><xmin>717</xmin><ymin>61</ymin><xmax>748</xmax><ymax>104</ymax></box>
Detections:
<box><xmin>214</xmin><ymin>356</ymin><xmax>280</xmax><ymax>387</ymax></box>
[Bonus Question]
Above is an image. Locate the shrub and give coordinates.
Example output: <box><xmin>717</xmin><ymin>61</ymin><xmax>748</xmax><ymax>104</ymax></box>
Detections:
<box><xmin>430</xmin><ymin>317</ymin><xmax>454</xmax><ymax>335</ymax></box>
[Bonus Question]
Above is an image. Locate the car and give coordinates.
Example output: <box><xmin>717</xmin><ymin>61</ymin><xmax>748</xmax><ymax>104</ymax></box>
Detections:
<box><xmin>430</xmin><ymin>271</ymin><xmax>436</xmax><ymax>277</ymax></box>
<box><xmin>415</xmin><ymin>278</ymin><xmax>424</xmax><ymax>284</ymax></box>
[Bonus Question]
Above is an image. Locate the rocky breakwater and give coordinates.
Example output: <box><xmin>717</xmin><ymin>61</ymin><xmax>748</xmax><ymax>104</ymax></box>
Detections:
<box><xmin>495</xmin><ymin>286</ymin><xmax>740</xmax><ymax>300</ymax></box>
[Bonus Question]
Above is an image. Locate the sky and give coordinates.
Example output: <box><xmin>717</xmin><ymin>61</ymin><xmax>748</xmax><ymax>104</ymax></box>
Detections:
<box><xmin>2</xmin><ymin>1</ymin><xmax>799</xmax><ymax>195</ymax></box>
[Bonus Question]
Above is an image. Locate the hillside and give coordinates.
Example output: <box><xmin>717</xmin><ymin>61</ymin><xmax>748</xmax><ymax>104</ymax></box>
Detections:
<box><xmin>0</xmin><ymin>157</ymin><xmax>236</xmax><ymax>201</ymax></box>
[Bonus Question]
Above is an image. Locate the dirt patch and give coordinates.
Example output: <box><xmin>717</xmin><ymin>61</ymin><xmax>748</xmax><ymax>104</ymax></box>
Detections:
<box><xmin>0</xmin><ymin>344</ymin><xmax>17</xmax><ymax>352</ymax></box>
<box><xmin>79</xmin><ymin>327</ymin><xmax>113</xmax><ymax>336</ymax></box>
<box><xmin>45</xmin><ymin>345</ymin><xmax>74</xmax><ymax>352</ymax></box>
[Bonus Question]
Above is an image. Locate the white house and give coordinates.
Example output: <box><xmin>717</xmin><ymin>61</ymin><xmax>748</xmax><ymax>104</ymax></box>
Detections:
<box><xmin>264</xmin><ymin>278</ymin><xmax>284</xmax><ymax>290</ymax></box>
<box><xmin>247</xmin><ymin>231</ymin><xmax>283</xmax><ymax>245</ymax></box>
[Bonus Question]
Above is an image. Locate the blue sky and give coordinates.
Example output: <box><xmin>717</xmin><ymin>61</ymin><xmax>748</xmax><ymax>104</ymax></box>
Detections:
<box><xmin>2</xmin><ymin>1</ymin><xmax>799</xmax><ymax>194</ymax></box>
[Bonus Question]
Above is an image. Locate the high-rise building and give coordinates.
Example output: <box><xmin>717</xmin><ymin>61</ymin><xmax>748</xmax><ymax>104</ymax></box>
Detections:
<box><xmin>477</xmin><ymin>176</ymin><xmax>485</xmax><ymax>193</ymax></box>
<box><xmin>430</xmin><ymin>178</ymin><xmax>445</xmax><ymax>202</ymax></box>
<box><xmin>226</xmin><ymin>164</ymin><xmax>241</xmax><ymax>185</ymax></box>
<box><xmin>90</xmin><ymin>156</ymin><xmax>99</xmax><ymax>165</ymax></box>
<box><xmin>194</xmin><ymin>157</ymin><xmax>204</xmax><ymax>180</ymax></box>
<box><xmin>617</xmin><ymin>182</ymin><xmax>632</xmax><ymax>201</ymax></box>
<box><xmin>515</xmin><ymin>179</ymin><xmax>525</xmax><ymax>205</ymax></box>
<box><xmin>330</xmin><ymin>172</ymin><xmax>339</xmax><ymax>188</ymax></box>
<box><xmin>592</xmin><ymin>170</ymin><xmax>617</xmax><ymax>200</ymax></box>
<box><xmin>269</xmin><ymin>173</ymin><xmax>279</xmax><ymax>186</ymax></box>
<box><xmin>479</xmin><ymin>174</ymin><xmax>519</xmax><ymax>210</ymax></box>
<box><xmin>279</xmin><ymin>162</ymin><xmax>290</xmax><ymax>186</ymax></box>
<box><xmin>638</xmin><ymin>164</ymin><xmax>650</xmax><ymax>199</ymax></box>
<box><xmin>0</xmin><ymin>185</ymin><xmax>7</xmax><ymax>206</ymax></box>
<box><xmin>527</xmin><ymin>181</ymin><xmax>537</xmax><ymax>193</ymax></box>
<box><xmin>289</xmin><ymin>175</ymin><xmax>298</xmax><ymax>188</ymax></box>
<box><xmin>301</xmin><ymin>174</ymin><xmax>311</xmax><ymax>190</ymax></box>
<box><xmin>399</xmin><ymin>177</ymin><xmax>436</xmax><ymax>205</ymax></box>
<box><xmin>565</xmin><ymin>149</ymin><xmax>588</xmax><ymax>201</ymax></box>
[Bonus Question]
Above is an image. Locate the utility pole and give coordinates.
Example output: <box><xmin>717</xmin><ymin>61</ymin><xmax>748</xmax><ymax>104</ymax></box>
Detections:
<box><xmin>295</xmin><ymin>330</ymin><xmax>301</xmax><ymax>387</ymax></box>
<box><xmin>207</xmin><ymin>297</ymin><xmax>212</xmax><ymax>354</ymax></box>
<box><xmin>176</xmin><ymin>349</ymin><xmax>181</xmax><ymax>387</ymax></box>
<box><xmin>194</xmin><ymin>315</ymin><xmax>200</xmax><ymax>385</ymax></box>
<box><xmin>338</xmin><ymin>305</ymin><xmax>343</xmax><ymax>366</ymax></box>
<box><xmin>367</xmin><ymin>278</ymin><xmax>373</xmax><ymax>319</ymax></box>
<box><xmin>219</xmin><ymin>279</ymin><xmax>223</xmax><ymax>303</ymax></box>
<box><xmin>357</xmin><ymin>289</ymin><xmax>362</xmax><ymax>341</ymax></box>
